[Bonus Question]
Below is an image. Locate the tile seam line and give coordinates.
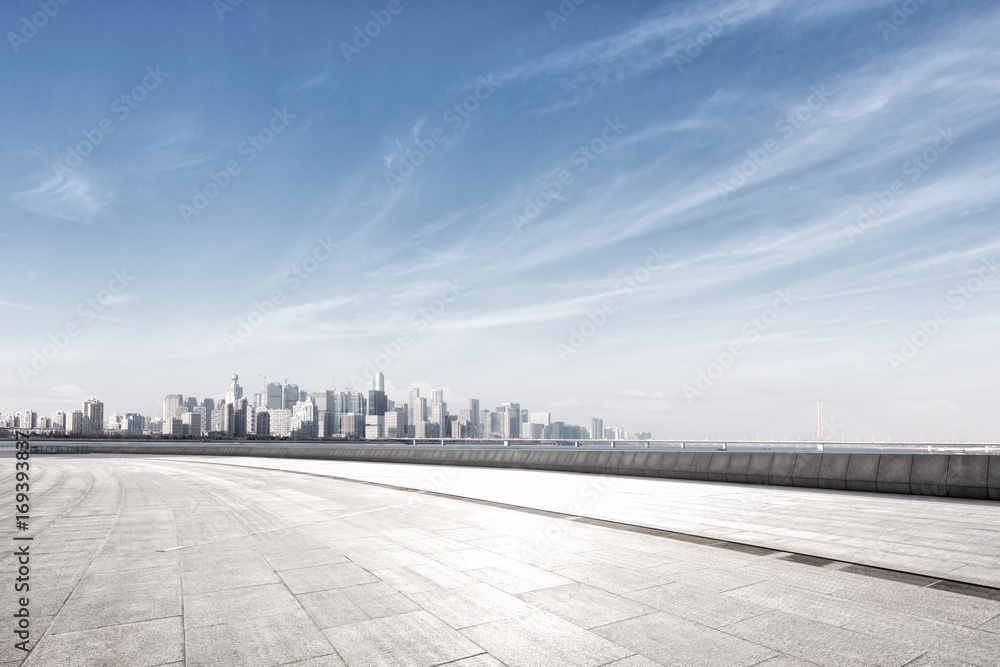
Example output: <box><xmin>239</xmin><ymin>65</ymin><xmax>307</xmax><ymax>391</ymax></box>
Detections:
<box><xmin>150</xmin><ymin>457</ymin><xmax>1000</xmax><ymax>599</ymax></box>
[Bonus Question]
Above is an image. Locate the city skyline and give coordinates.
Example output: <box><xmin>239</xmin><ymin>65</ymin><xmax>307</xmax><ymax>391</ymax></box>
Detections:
<box><xmin>3</xmin><ymin>1</ymin><xmax>999</xmax><ymax>441</ymax></box>
<box><xmin>1</xmin><ymin>370</ymin><xmax>651</xmax><ymax>441</ymax></box>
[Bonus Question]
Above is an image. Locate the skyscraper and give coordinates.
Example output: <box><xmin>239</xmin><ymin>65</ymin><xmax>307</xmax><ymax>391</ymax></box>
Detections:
<box><xmin>51</xmin><ymin>411</ymin><xmax>66</xmax><ymax>433</ymax></box>
<box><xmin>82</xmin><ymin>399</ymin><xmax>104</xmax><ymax>436</ymax></box>
<box><xmin>266</xmin><ymin>382</ymin><xmax>283</xmax><ymax>409</ymax></box>
<box><xmin>503</xmin><ymin>403</ymin><xmax>520</xmax><ymax>439</ymax></box>
<box><xmin>591</xmin><ymin>418</ymin><xmax>604</xmax><ymax>440</ymax></box>
<box><xmin>283</xmin><ymin>383</ymin><xmax>299</xmax><ymax>410</ymax></box>
<box><xmin>368</xmin><ymin>375</ymin><xmax>387</xmax><ymax>417</ymax></box>
<box><xmin>467</xmin><ymin>399</ymin><xmax>480</xmax><ymax>435</ymax></box>
<box><xmin>163</xmin><ymin>394</ymin><xmax>184</xmax><ymax>421</ymax></box>
<box><xmin>225</xmin><ymin>374</ymin><xmax>243</xmax><ymax>404</ymax></box>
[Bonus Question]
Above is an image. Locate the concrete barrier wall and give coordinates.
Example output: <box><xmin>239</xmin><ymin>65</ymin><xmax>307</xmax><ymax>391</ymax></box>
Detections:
<box><xmin>56</xmin><ymin>445</ymin><xmax>1000</xmax><ymax>501</ymax></box>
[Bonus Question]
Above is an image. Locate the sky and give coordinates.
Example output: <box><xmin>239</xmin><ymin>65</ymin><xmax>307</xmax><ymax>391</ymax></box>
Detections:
<box><xmin>1</xmin><ymin>0</ymin><xmax>998</xmax><ymax>441</ymax></box>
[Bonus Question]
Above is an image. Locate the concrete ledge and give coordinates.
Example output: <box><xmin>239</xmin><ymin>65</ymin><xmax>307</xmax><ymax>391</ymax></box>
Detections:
<box><xmin>877</xmin><ymin>454</ymin><xmax>913</xmax><ymax>495</ymax></box>
<box><xmin>909</xmin><ymin>455</ymin><xmax>949</xmax><ymax>497</ymax></box>
<box><xmin>38</xmin><ymin>445</ymin><xmax>998</xmax><ymax>501</ymax></box>
<box><xmin>990</xmin><ymin>456</ymin><xmax>1000</xmax><ymax>502</ymax></box>
<box><xmin>947</xmin><ymin>456</ymin><xmax>990</xmax><ymax>500</ymax></box>
<box><xmin>845</xmin><ymin>455</ymin><xmax>880</xmax><ymax>493</ymax></box>
<box><xmin>725</xmin><ymin>453</ymin><xmax>752</xmax><ymax>484</ymax></box>
<box><xmin>746</xmin><ymin>453</ymin><xmax>773</xmax><ymax>485</ymax></box>
<box><xmin>791</xmin><ymin>454</ymin><xmax>821</xmax><ymax>488</ymax></box>
<box><xmin>817</xmin><ymin>454</ymin><xmax>849</xmax><ymax>490</ymax></box>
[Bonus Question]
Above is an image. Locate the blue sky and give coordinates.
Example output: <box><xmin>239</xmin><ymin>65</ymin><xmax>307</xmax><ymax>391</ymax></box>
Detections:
<box><xmin>2</xmin><ymin>0</ymin><xmax>999</xmax><ymax>440</ymax></box>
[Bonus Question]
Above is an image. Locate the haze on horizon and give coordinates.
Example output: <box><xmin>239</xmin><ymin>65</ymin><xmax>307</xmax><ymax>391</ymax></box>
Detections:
<box><xmin>1</xmin><ymin>0</ymin><xmax>998</xmax><ymax>441</ymax></box>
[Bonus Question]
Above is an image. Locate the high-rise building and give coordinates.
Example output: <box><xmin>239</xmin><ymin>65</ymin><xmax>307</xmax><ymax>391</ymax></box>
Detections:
<box><xmin>226</xmin><ymin>374</ymin><xmax>244</xmax><ymax>404</ymax></box>
<box><xmin>310</xmin><ymin>390</ymin><xmax>336</xmax><ymax>438</ymax></box>
<box><xmin>530</xmin><ymin>412</ymin><xmax>551</xmax><ymax>426</ymax></box>
<box><xmin>163</xmin><ymin>394</ymin><xmax>184</xmax><ymax>421</ymax></box>
<box><xmin>502</xmin><ymin>403</ymin><xmax>520</xmax><ymax>439</ymax></box>
<box><xmin>291</xmin><ymin>399</ymin><xmax>317</xmax><ymax>439</ymax></box>
<box><xmin>162</xmin><ymin>418</ymin><xmax>183</xmax><ymax>436</ymax></box>
<box><xmin>222</xmin><ymin>398</ymin><xmax>248</xmax><ymax>437</ymax></box>
<box><xmin>264</xmin><ymin>409</ymin><xmax>292</xmax><ymax>437</ymax></box>
<box><xmin>256</xmin><ymin>411</ymin><xmax>271</xmax><ymax>437</ymax></box>
<box><xmin>385</xmin><ymin>410</ymin><xmax>405</xmax><ymax>438</ymax></box>
<box><xmin>123</xmin><ymin>413</ymin><xmax>144</xmax><ymax>434</ymax></box>
<box><xmin>467</xmin><ymin>399</ymin><xmax>480</xmax><ymax>431</ymax></box>
<box><xmin>365</xmin><ymin>414</ymin><xmax>384</xmax><ymax>439</ymax></box>
<box><xmin>67</xmin><ymin>410</ymin><xmax>83</xmax><ymax>435</ymax></box>
<box><xmin>190</xmin><ymin>407</ymin><xmax>207</xmax><ymax>436</ymax></box>
<box><xmin>340</xmin><ymin>413</ymin><xmax>364</xmax><ymax>438</ymax></box>
<box><xmin>432</xmin><ymin>388</ymin><xmax>444</xmax><ymax>404</ymax></box>
<box><xmin>266</xmin><ymin>383</ymin><xmax>283</xmax><ymax>409</ymax></box>
<box><xmin>431</xmin><ymin>402</ymin><xmax>446</xmax><ymax>430</ymax></box>
<box><xmin>184</xmin><ymin>396</ymin><xmax>198</xmax><ymax>412</ymax></box>
<box><xmin>283</xmin><ymin>384</ymin><xmax>299</xmax><ymax>410</ymax></box>
<box><xmin>591</xmin><ymin>418</ymin><xmax>604</xmax><ymax>440</ymax></box>
<box><xmin>181</xmin><ymin>412</ymin><xmax>202</xmax><ymax>437</ymax></box>
<box><xmin>18</xmin><ymin>410</ymin><xmax>37</xmax><ymax>429</ymax></box>
<box><xmin>368</xmin><ymin>375</ymin><xmax>387</xmax><ymax>417</ymax></box>
<box><xmin>51</xmin><ymin>411</ymin><xmax>66</xmax><ymax>433</ymax></box>
<box><xmin>82</xmin><ymin>399</ymin><xmax>104</xmax><ymax>436</ymax></box>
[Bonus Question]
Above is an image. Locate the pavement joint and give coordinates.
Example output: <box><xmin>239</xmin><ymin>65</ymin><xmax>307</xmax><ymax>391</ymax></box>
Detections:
<box><xmin>161</xmin><ymin>456</ymin><xmax>1000</xmax><ymax>604</ymax></box>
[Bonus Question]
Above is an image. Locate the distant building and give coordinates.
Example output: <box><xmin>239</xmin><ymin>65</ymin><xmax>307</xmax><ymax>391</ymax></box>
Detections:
<box><xmin>123</xmin><ymin>413</ymin><xmax>144</xmax><ymax>434</ymax></box>
<box><xmin>365</xmin><ymin>414</ymin><xmax>384</xmax><ymax>439</ymax></box>
<box><xmin>67</xmin><ymin>410</ymin><xmax>83</xmax><ymax>435</ymax></box>
<box><xmin>162</xmin><ymin>418</ymin><xmax>183</xmax><ymax>436</ymax></box>
<box><xmin>283</xmin><ymin>383</ymin><xmax>299</xmax><ymax>410</ymax></box>
<box><xmin>181</xmin><ymin>412</ymin><xmax>202</xmax><ymax>437</ymax></box>
<box><xmin>341</xmin><ymin>412</ymin><xmax>364</xmax><ymax>438</ymax></box>
<box><xmin>266</xmin><ymin>383</ymin><xmax>283</xmax><ymax>409</ymax></box>
<box><xmin>503</xmin><ymin>403</ymin><xmax>520</xmax><ymax>439</ymax></box>
<box><xmin>226</xmin><ymin>374</ymin><xmax>244</xmax><ymax>404</ymax></box>
<box><xmin>51</xmin><ymin>411</ymin><xmax>66</xmax><ymax>433</ymax></box>
<box><xmin>163</xmin><ymin>394</ymin><xmax>184</xmax><ymax>421</ymax></box>
<box><xmin>83</xmin><ymin>399</ymin><xmax>104</xmax><ymax>436</ymax></box>
<box><xmin>291</xmin><ymin>399</ymin><xmax>317</xmax><ymax>438</ymax></box>
<box><xmin>256</xmin><ymin>411</ymin><xmax>271</xmax><ymax>437</ymax></box>
<box><xmin>385</xmin><ymin>410</ymin><xmax>404</xmax><ymax>438</ymax></box>
<box><xmin>368</xmin><ymin>374</ymin><xmax>387</xmax><ymax>417</ymax></box>
<box><xmin>591</xmin><ymin>418</ymin><xmax>604</xmax><ymax>440</ymax></box>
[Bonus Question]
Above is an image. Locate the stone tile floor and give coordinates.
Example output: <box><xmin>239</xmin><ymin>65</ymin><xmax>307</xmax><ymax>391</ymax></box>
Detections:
<box><xmin>0</xmin><ymin>455</ymin><xmax>997</xmax><ymax>666</ymax></box>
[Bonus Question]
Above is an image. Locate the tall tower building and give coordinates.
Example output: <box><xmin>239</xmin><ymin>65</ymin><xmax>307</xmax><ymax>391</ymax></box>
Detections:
<box><xmin>283</xmin><ymin>383</ymin><xmax>299</xmax><ymax>410</ymax></box>
<box><xmin>82</xmin><ymin>399</ymin><xmax>104</xmax><ymax>436</ymax></box>
<box><xmin>225</xmin><ymin>374</ymin><xmax>243</xmax><ymax>404</ymax></box>
<box><xmin>163</xmin><ymin>394</ymin><xmax>184</xmax><ymax>421</ymax></box>
<box><xmin>503</xmin><ymin>403</ymin><xmax>520</xmax><ymax>439</ymax></box>
<box><xmin>265</xmin><ymin>383</ymin><xmax>283</xmax><ymax>409</ymax></box>
<box><xmin>368</xmin><ymin>374</ymin><xmax>387</xmax><ymax>417</ymax></box>
<box><xmin>591</xmin><ymin>418</ymin><xmax>604</xmax><ymax>440</ymax></box>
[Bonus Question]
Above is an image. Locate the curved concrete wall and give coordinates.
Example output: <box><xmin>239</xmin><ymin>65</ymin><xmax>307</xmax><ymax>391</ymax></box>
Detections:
<box><xmin>43</xmin><ymin>444</ymin><xmax>1000</xmax><ymax>501</ymax></box>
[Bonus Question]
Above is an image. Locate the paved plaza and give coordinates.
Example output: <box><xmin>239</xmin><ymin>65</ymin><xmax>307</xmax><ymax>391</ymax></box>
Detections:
<box><xmin>2</xmin><ymin>454</ymin><xmax>999</xmax><ymax>666</ymax></box>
